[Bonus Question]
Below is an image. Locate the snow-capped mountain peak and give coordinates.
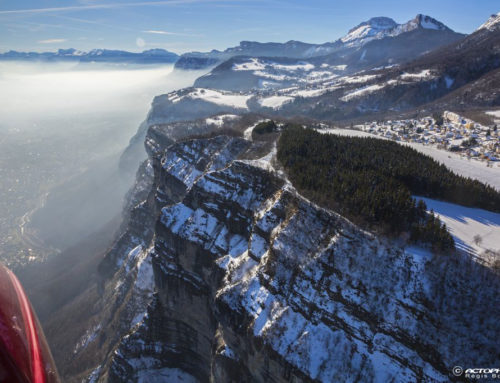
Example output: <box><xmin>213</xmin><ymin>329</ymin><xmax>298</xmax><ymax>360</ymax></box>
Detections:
<box><xmin>88</xmin><ymin>49</ymin><xmax>104</xmax><ymax>56</ymax></box>
<box><xmin>341</xmin><ymin>17</ymin><xmax>397</xmax><ymax>45</ymax></box>
<box><xmin>478</xmin><ymin>12</ymin><xmax>500</xmax><ymax>31</ymax></box>
<box><xmin>340</xmin><ymin>14</ymin><xmax>451</xmax><ymax>47</ymax></box>
<box><xmin>57</xmin><ymin>48</ymin><xmax>85</xmax><ymax>56</ymax></box>
<box><xmin>399</xmin><ymin>14</ymin><xmax>450</xmax><ymax>32</ymax></box>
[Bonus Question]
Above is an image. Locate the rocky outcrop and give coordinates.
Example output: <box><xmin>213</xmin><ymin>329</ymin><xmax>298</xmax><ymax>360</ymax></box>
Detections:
<box><xmin>119</xmin><ymin>89</ymin><xmax>251</xmax><ymax>175</ymax></box>
<box><xmin>59</xmin><ymin>120</ymin><xmax>500</xmax><ymax>383</ymax></box>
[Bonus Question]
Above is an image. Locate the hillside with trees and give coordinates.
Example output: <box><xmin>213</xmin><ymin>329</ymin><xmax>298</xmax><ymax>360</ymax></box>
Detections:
<box><xmin>277</xmin><ymin>126</ymin><xmax>500</xmax><ymax>252</ymax></box>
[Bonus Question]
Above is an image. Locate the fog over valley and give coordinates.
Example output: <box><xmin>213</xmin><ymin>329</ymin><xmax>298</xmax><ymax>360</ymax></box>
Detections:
<box><xmin>0</xmin><ymin>62</ymin><xmax>204</xmax><ymax>267</ymax></box>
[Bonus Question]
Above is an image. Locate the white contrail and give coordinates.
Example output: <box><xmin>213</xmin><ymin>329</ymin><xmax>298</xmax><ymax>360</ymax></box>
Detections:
<box><xmin>0</xmin><ymin>0</ymin><xmax>247</xmax><ymax>15</ymax></box>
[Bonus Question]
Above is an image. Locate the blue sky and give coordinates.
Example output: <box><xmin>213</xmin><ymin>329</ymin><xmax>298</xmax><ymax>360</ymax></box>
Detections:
<box><xmin>0</xmin><ymin>0</ymin><xmax>498</xmax><ymax>53</ymax></box>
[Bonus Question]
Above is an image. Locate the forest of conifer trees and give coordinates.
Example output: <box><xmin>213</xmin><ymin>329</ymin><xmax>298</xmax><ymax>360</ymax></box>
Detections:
<box><xmin>277</xmin><ymin>125</ymin><xmax>500</xmax><ymax>252</ymax></box>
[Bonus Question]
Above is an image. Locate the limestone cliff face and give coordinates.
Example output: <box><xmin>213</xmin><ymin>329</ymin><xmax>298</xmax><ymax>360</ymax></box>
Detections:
<box><xmin>64</xmin><ymin>121</ymin><xmax>500</xmax><ymax>383</ymax></box>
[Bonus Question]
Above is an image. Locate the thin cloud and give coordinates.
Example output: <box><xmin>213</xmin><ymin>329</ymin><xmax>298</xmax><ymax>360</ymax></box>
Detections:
<box><xmin>38</xmin><ymin>38</ymin><xmax>67</xmax><ymax>44</ymax></box>
<box><xmin>142</xmin><ymin>30</ymin><xmax>201</xmax><ymax>37</ymax></box>
<box><xmin>51</xmin><ymin>14</ymin><xmax>134</xmax><ymax>32</ymax></box>
<box><xmin>0</xmin><ymin>0</ymin><xmax>252</xmax><ymax>15</ymax></box>
<box><xmin>143</xmin><ymin>30</ymin><xmax>177</xmax><ymax>35</ymax></box>
<box><xmin>14</xmin><ymin>20</ymin><xmax>90</xmax><ymax>33</ymax></box>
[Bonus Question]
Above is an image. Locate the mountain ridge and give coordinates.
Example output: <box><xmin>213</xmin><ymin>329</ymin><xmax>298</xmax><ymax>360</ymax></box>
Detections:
<box><xmin>0</xmin><ymin>47</ymin><xmax>179</xmax><ymax>64</ymax></box>
<box><xmin>189</xmin><ymin>10</ymin><xmax>499</xmax><ymax>122</ymax></box>
<box><xmin>175</xmin><ymin>14</ymin><xmax>460</xmax><ymax>70</ymax></box>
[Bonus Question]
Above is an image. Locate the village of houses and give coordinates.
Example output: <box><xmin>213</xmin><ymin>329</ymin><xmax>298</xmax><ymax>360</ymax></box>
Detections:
<box><xmin>357</xmin><ymin>111</ymin><xmax>500</xmax><ymax>165</ymax></box>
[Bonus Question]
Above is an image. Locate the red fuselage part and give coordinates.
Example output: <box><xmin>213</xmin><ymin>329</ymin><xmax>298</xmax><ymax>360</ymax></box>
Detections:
<box><xmin>0</xmin><ymin>263</ymin><xmax>59</xmax><ymax>383</ymax></box>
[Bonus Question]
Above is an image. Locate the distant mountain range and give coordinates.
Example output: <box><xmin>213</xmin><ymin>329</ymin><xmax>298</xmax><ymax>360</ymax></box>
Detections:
<box><xmin>194</xmin><ymin>14</ymin><xmax>464</xmax><ymax>91</ymax></box>
<box><xmin>143</xmin><ymin>11</ymin><xmax>500</xmax><ymax>125</ymax></box>
<box><xmin>175</xmin><ymin>14</ymin><xmax>464</xmax><ymax>70</ymax></box>
<box><xmin>0</xmin><ymin>48</ymin><xmax>179</xmax><ymax>64</ymax></box>
<box><xmin>0</xmin><ymin>14</ymin><xmax>463</xmax><ymax>70</ymax></box>
<box><xmin>3</xmin><ymin>11</ymin><xmax>498</xmax><ymax>121</ymax></box>
<box><xmin>286</xmin><ymin>12</ymin><xmax>500</xmax><ymax>120</ymax></box>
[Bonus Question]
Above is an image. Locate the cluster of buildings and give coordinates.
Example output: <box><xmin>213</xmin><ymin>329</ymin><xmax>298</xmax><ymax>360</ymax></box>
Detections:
<box><xmin>358</xmin><ymin>111</ymin><xmax>500</xmax><ymax>162</ymax></box>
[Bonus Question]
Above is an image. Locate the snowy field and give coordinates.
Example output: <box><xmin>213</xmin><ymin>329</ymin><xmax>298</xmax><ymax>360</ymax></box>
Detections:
<box><xmin>418</xmin><ymin>197</ymin><xmax>500</xmax><ymax>258</ymax></box>
<box><xmin>486</xmin><ymin>110</ymin><xmax>500</xmax><ymax>124</ymax></box>
<box><xmin>258</xmin><ymin>95</ymin><xmax>294</xmax><ymax>109</ymax></box>
<box><xmin>402</xmin><ymin>142</ymin><xmax>500</xmax><ymax>191</ymax></box>
<box><xmin>206</xmin><ymin>114</ymin><xmax>239</xmax><ymax>127</ymax></box>
<box><xmin>323</xmin><ymin>128</ymin><xmax>500</xmax><ymax>191</ymax></box>
<box><xmin>170</xmin><ymin>88</ymin><xmax>251</xmax><ymax>109</ymax></box>
<box><xmin>319</xmin><ymin>128</ymin><xmax>378</xmax><ymax>138</ymax></box>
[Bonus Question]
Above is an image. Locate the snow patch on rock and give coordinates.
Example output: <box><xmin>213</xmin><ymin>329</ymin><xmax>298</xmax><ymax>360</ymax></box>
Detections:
<box><xmin>478</xmin><ymin>12</ymin><xmax>500</xmax><ymax>31</ymax></box>
<box><xmin>205</xmin><ymin>114</ymin><xmax>240</xmax><ymax>127</ymax></box>
<box><xmin>340</xmin><ymin>84</ymin><xmax>385</xmax><ymax>101</ymax></box>
<box><xmin>400</xmin><ymin>69</ymin><xmax>433</xmax><ymax>80</ymax></box>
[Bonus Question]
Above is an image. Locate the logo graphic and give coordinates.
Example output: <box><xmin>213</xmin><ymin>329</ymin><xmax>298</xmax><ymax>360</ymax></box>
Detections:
<box><xmin>453</xmin><ymin>366</ymin><xmax>464</xmax><ymax>376</ymax></box>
